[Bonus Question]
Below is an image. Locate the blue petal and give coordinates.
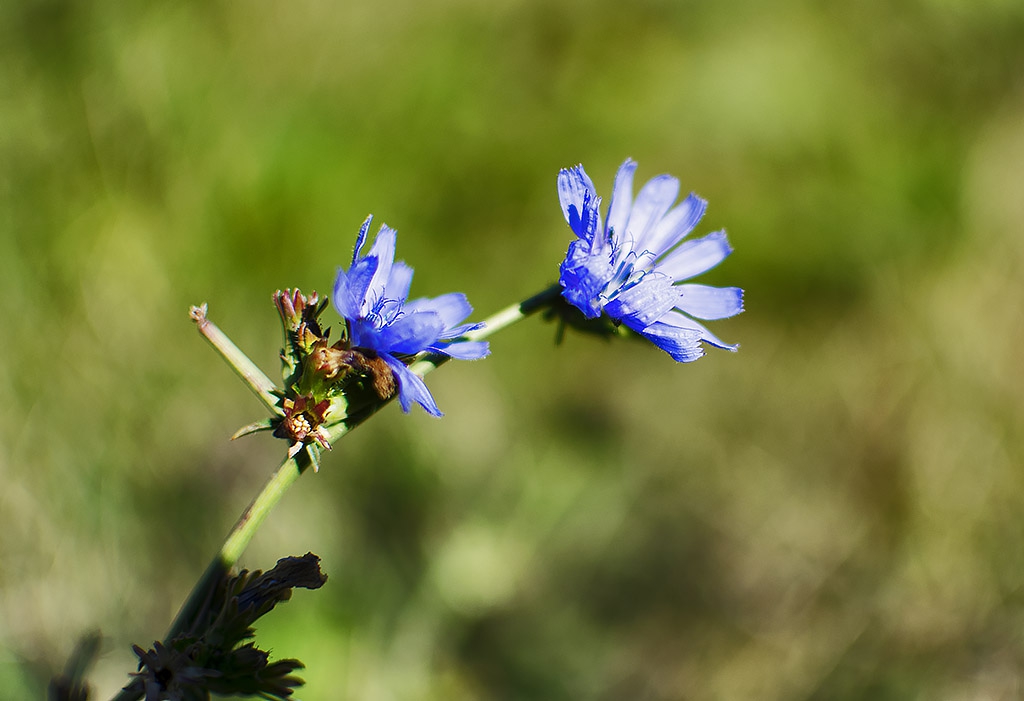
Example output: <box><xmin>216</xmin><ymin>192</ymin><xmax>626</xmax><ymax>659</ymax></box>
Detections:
<box><xmin>644</xmin><ymin>193</ymin><xmax>707</xmax><ymax>259</ymax></box>
<box><xmin>624</xmin><ymin>174</ymin><xmax>679</xmax><ymax>253</ymax></box>
<box><xmin>434</xmin><ymin>339</ymin><xmax>489</xmax><ymax>359</ymax></box>
<box><xmin>605</xmin><ymin>158</ymin><xmax>637</xmax><ymax>242</ymax></box>
<box><xmin>386</xmin><ymin>261</ymin><xmax>414</xmax><ymax>303</ymax></box>
<box><xmin>658</xmin><ymin>310</ymin><xmax>738</xmax><ymax>351</ymax></box>
<box><xmin>583</xmin><ymin>203</ymin><xmax>605</xmax><ymax>252</ymax></box>
<box><xmin>332</xmin><ymin>266</ymin><xmax>356</xmax><ymax>319</ymax></box>
<box><xmin>364</xmin><ymin>224</ymin><xmax>398</xmax><ymax>301</ymax></box>
<box><xmin>676</xmin><ymin>284</ymin><xmax>744</xmax><ymax>320</ymax></box>
<box><xmin>655</xmin><ymin>230</ymin><xmax>733</xmax><ymax>281</ymax></box>
<box><xmin>558</xmin><ymin>165</ymin><xmax>597</xmax><ymax>231</ymax></box>
<box><xmin>383</xmin><ymin>354</ymin><xmax>442</xmax><ymax>416</ymax></box>
<box><xmin>349</xmin><ymin>318</ymin><xmax>384</xmax><ymax>351</ymax></box>
<box><xmin>352</xmin><ymin>215</ymin><xmax>373</xmax><ymax>265</ymax></box>
<box><xmin>559</xmin><ymin>240</ymin><xmax>615</xmax><ymax>318</ymax></box>
<box><xmin>335</xmin><ymin>219</ymin><xmax>398</xmax><ymax>320</ymax></box>
<box><xmin>440</xmin><ymin>321</ymin><xmax>485</xmax><ymax>339</ymax></box>
<box><xmin>604</xmin><ymin>274</ymin><xmax>679</xmax><ymax>332</ymax></box>
<box><xmin>638</xmin><ymin>322</ymin><xmax>705</xmax><ymax>362</ymax></box>
<box><xmin>333</xmin><ymin>256</ymin><xmax>378</xmax><ymax>320</ymax></box>
<box><xmin>377</xmin><ymin>311</ymin><xmax>445</xmax><ymax>355</ymax></box>
<box><xmin>405</xmin><ymin>292</ymin><xmax>473</xmax><ymax>329</ymax></box>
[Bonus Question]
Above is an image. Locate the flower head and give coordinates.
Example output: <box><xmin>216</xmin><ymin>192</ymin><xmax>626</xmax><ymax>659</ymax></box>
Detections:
<box><xmin>557</xmin><ymin>158</ymin><xmax>743</xmax><ymax>362</ymax></box>
<box><xmin>332</xmin><ymin>216</ymin><xmax>488</xmax><ymax>415</ymax></box>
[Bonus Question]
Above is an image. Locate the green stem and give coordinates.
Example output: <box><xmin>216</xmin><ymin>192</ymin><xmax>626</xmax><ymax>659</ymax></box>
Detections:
<box><xmin>190</xmin><ymin>304</ymin><xmax>281</xmax><ymax>416</ymax></box>
<box><xmin>111</xmin><ymin>284</ymin><xmax>562</xmax><ymax>701</ymax></box>
<box><xmin>408</xmin><ymin>283</ymin><xmax>562</xmax><ymax>375</ymax></box>
<box><xmin>166</xmin><ymin>452</ymin><xmax>309</xmax><ymax>638</ymax></box>
<box><xmin>473</xmin><ymin>283</ymin><xmax>562</xmax><ymax>338</ymax></box>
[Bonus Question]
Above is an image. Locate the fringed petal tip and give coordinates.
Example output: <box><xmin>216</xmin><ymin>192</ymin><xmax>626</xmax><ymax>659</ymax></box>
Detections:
<box><xmin>676</xmin><ymin>284</ymin><xmax>744</xmax><ymax>321</ymax></box>
<box><xmin>640</xmin><ymin>323</ymin><xmax>705</xmax><ymax>363</ymax></box>
<box><xmin>353</xmin><ymin>215</ymin><xmax>374</xmax><ymax>262</ymax></box>
<box><xmin>438</xmin><ymin>340</ymin><xmax>489</xmax><ymax>360</ymax></box>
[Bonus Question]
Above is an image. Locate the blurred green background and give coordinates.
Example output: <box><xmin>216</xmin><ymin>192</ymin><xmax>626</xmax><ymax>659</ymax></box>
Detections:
<box><xmin>3</xmin><ymin>0</ymin><xmax>1024</xmax><ymax>698</ymax></box>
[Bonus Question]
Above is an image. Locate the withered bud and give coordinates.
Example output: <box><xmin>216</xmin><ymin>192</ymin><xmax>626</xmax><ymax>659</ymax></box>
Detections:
<box><xmin>235</xmin><ymin>553</ymin><xmax>327</xmax><ymax>614</ymax></box>
<box><xmin>295</xmin><ymin>322</ymin><xmax>322</xmax><ymax>354</ymax></box>
<box><xmin>274</xmin><ymin>289</ymin><xmax>326</xmax><ymax>336</ymax></box>
<box><xmin>359</xmin><ymin>352</ymin><xmax>397</xmax><ymax>400</ymax></box>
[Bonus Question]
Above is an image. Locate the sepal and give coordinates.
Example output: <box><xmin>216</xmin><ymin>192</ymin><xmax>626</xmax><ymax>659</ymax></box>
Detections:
<box><xmin>231</xmin><ymin>419</ymin><xmax>276</xmax><ymax>440</ymax></box>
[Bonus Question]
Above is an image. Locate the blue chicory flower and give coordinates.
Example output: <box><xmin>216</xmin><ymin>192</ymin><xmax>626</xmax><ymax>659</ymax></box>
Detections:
<box><xmin>557</xmin><ymin>158</ymin><xmax>743</xmax><ymax>362</ymax></box>
<box><xmin>332</xmin><ymin>216</ymin><xmax>489</xmax><ymax>416</ymax></box>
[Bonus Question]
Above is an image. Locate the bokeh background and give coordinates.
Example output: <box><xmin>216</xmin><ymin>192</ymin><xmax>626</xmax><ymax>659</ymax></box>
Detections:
<box><xmin>3</xmin><ymin>0</ymin><xmax>1024</xmax><ymax>698</ymax></box>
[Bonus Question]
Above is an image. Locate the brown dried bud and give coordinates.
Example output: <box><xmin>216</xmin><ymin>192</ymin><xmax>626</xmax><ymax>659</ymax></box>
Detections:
<box><xmin>274</xmin><ymin>289</ymin><xmax>326</xmax><ymax>337</ymax></box>
<box><xmin>360</xmin><ymin>353</ymin><xmax>396</xmax><ymax>400</ymax></box>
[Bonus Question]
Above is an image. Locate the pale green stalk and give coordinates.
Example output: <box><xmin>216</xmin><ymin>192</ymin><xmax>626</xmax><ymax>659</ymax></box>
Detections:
<box><xmin>190</xmin><ymin>305</ymin><xmax>281</xmax><ymax>416</ymax></box>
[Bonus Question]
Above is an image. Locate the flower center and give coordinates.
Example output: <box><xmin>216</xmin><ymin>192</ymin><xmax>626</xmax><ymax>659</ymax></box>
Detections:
<box><xmin>286</xmin><ymin>413</ymin><xmax>312</xmax><ymax>439</ymax></box>
<box><xmin>365</xmin><ymin>295</ymin><xmax>404</xmax><ymax>330</ymax></box>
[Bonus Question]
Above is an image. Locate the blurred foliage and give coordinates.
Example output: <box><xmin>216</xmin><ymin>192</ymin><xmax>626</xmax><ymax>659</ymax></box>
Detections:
<box><xmin>3</xmin><ymin>0</ymin><xmax>1024</xmax><ymax>698</ymax></box>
